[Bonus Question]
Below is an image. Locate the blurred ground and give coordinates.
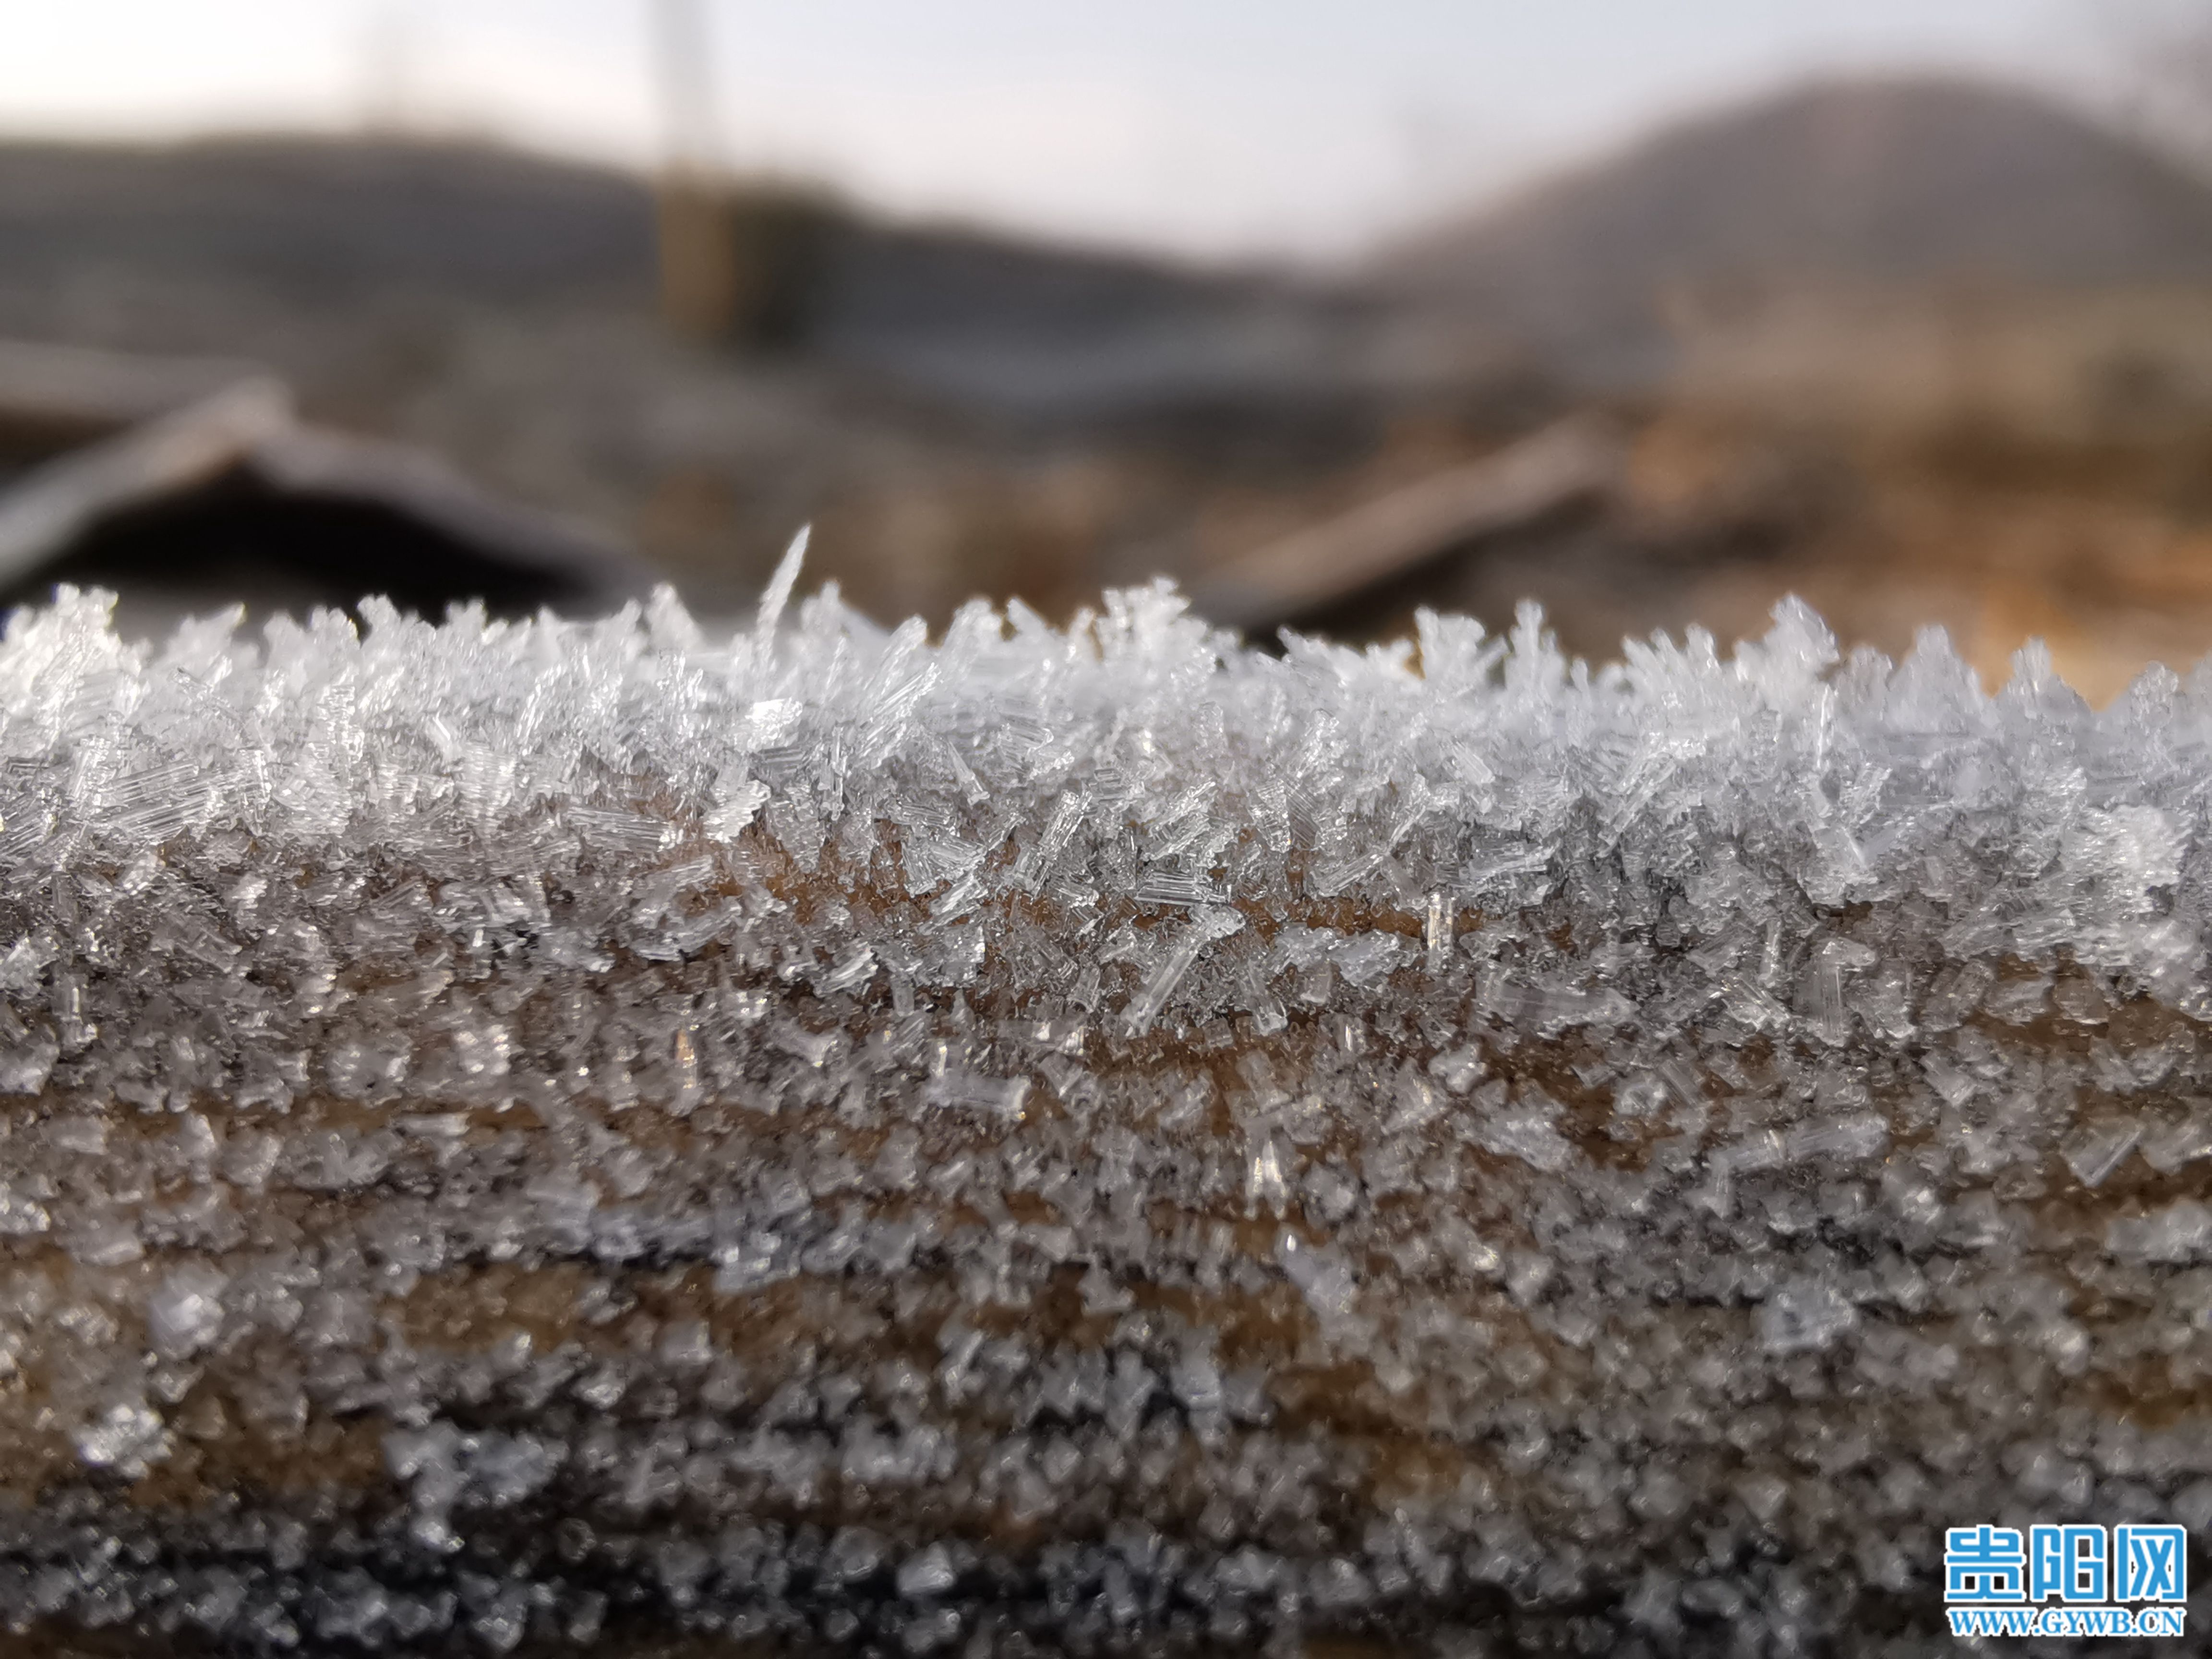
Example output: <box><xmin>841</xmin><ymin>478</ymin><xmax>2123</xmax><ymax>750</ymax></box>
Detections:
<box><xmin>11</xmin><ymin>73</ymin><xmax>2212</xmax><ymax>699</ymax></box>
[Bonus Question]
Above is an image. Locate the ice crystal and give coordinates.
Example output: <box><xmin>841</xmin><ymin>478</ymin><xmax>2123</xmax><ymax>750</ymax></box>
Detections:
<box><xmin>0</xmin><ymin>560</ymin><xmax>2207</xmax><ymax>1652</ymax></box>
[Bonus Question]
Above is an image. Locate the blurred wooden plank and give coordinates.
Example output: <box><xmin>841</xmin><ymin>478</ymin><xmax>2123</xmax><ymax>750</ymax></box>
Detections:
<box><xmin>1190</xmin><ymin>413</ymin><xmax>1626</xmax><ymax>633</ymax></box>
<box><xmin>0</xmin><ymin>362</ymin><xmax>650</xmax><ymax>614</ymax></box>
<box><xmin>250</xmin><ymin>421</ymin><xmax>649</xmax><ymax>605</ymax></box>
<box><xmin>0</xmin><ymin>338</ymin><xmax>267</xmax><ymax>457</ymax></box>
<box><xmin>0</xmin><ymin>376</ymin><xmax>293</xmax><ymax>589</ymax></box>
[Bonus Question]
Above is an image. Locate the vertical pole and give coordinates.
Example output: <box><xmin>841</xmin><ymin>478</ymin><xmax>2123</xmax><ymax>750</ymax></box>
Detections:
<box><xmin>651</xmin><ymin>0</ymin><xmax>739</xmax><ymax>338</ymax></box>
<box><xmin>361</xmin><ymin>1</ymin><xmax>416</xmax><ymax>136</ymax></box>
<box><xmin>653</xmin><ymin>0</ymin><xmax>723</xmax><ymax>177</ymax></box>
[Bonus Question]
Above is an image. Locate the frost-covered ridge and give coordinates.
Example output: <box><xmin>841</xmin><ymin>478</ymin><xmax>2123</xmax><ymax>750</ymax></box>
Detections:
<box><xmin>0</xmin><ymin>559</ymin><xmax>2210</xmax><ymax>1654</ymax></box>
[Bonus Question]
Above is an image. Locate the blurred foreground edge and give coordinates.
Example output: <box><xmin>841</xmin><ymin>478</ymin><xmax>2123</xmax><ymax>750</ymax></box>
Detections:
<box><xmin>0</xmin><ymin>338</ymin><xmax>653</xmax><ymax>637</ymax></box>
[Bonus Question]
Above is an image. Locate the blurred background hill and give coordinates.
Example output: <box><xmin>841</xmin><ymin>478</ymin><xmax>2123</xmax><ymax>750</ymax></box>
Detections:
<box><xmin>1376</xmin><ymin>76</ymin><xmax>2212</xmax><ymax>386</ymax></box>
<box><xmin>11</xmin><ymin>1</ymin><xmax>2212</xmax><ymax>698</ymax></box>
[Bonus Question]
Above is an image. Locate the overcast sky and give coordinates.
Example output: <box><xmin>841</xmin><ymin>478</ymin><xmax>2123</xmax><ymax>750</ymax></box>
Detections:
<box><xmin>0</xmin><ymin>1</ymin><xmax>2101</xmax><ymax>259</ymax></box>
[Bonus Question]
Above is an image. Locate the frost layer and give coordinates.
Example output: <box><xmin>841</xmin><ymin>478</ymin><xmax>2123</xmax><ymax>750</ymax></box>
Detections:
<box><xmin>0</xmin><ymin>568</ymin><xmax>2209</xmax><ymax>1654</ymax></box>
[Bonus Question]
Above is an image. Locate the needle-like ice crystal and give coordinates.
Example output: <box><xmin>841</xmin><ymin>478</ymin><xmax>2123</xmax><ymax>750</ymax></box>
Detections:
<box><xmin>0</xmin><ymin>547</ymin><xmax>2209</xmax><ymax>1654</ymax></box>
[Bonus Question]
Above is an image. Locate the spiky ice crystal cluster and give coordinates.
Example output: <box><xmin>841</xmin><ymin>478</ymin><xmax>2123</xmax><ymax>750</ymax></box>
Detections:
<box><xmin>0</xmin><ymin>555</ymin><xmax>2208</xmax><ymax>1657</ymax></box>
